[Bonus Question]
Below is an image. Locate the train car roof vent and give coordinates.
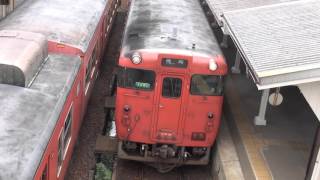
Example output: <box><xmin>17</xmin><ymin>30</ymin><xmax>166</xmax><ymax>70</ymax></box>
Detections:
<box><xmin>0</xmin><ymin>30</ymin><xmax>48</xmax><ymax>87</ymax></box>
<box><xmin>192</xmin><ymin>43</ymin><xmax>196</xmax><ymax>50</ymax></box>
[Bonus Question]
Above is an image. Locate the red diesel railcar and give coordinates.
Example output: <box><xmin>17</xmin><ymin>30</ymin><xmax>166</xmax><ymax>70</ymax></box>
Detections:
<box><xmin>0</xmin><ymin>0</ymin><xmax>119</xmax><ymax>179</ymax></box>
<box><xmin>114</xmin><ymin>0</ymin><xmax>227</xmax><ymax>172</ymax></box>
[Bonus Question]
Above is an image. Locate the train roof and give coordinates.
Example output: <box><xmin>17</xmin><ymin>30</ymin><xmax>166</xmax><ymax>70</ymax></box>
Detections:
<box><xmin>122</xmin><ymin>0</ymin><xmax>222</xmax><ymax>57</ymax></box>
<box><xmin>0</xmin><ymin>54</ymin><xmax>81</xmax><ymax>180</ymax></box>
<box><xmin>0</xmin><ymin>0</ymin><xmax>108</xmax><ymax>52</ymax></box>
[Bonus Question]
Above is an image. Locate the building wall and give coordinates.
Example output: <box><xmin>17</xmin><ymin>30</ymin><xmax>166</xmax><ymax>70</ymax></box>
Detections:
<box><xmin>0</xmin><ymin>0</ymin><xmax>25</xmax><ymax>20</ymax></box>
<box><xmin>311</xmin><ymin>148</ymin><xmax>320</xmax><ymax>180</ymax></box>
<box><xmin>299</xmin><ymin>83</ymin><xmax>320</xmax><ymax>179</ymax></box>
<box><xmin>298</xmin><ymin>82</ymin><xmax>320</xmax><ymax>121</ymax></box>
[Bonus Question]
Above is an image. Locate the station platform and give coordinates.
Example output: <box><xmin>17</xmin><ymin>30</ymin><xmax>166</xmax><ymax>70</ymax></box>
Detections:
<box><xmin>222</xmin><ymin>72</ymin><xmax>319</xmax><ymax>180</ymax></box>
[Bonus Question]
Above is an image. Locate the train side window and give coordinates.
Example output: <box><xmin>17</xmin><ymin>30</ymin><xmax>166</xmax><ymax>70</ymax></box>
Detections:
<box><xmin>85</xmin><ymin>44</ymin><xmax>98</xmax><ymax>92</ymax></box>
<box><xmin>57</xmin><ymin>105</ymin><xmax>73</xmax><ymax>177</ymax></box>
<box><xmin>190</xmin><ymin>75</ymin><xmax>223</xmax><ymax>96</ymax></box>
<box><xmin>104</xmin><ymin>16</ymin><xmax>109</xmax><ymax>35</ymax></box>
<box><xmin>63</xmin><ymin>107</ymin><xmax>72</xmax><ymax>153</ymax></box>
<box><xmin>117</xmin><ymin>67</ymin><xmax>155</xmax><ymax>91</ymax></box>
<box><xmin>57</xmin><ymin>134</ymin><xmax>63</xmax><ymax>176</ymax></box>
<box><xmin>40</xmin><ymin>164</ymin><xmax>48</xmax><ymax>180</ymax></box>
<box><xmin>162</xmin><ymin>77</ymin><xmax>182</xmax><ymax>98</ymax></box>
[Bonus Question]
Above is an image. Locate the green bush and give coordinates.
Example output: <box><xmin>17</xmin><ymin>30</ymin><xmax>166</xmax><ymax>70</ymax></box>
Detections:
<box><xmin>95</xmin><ymin>163</ymin><xmax>112</xmax><ymax>180</ymax></box>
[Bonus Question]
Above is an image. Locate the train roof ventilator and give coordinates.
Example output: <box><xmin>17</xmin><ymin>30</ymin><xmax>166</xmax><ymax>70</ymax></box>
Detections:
<box><xmin>0</xmin><ymin>30</ymin><xmax>48</xmax><ymax>87</ymax></box>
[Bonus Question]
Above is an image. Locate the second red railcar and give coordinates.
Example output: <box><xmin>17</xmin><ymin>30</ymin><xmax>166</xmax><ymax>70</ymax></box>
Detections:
<box><xmin>0</xmin><ymin>0</ymin><xmax>120</xmax><ymax>179</ymax></box>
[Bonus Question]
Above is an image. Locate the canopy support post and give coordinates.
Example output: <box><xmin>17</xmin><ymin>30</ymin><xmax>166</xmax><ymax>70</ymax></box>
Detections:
<box><xmin>232</xmin><ymin>50</ymin><xmax>241</xmax><ymax>74</ymax></box>
<box><xmin>254</xmin><ymin>89</ymin><xmax>270</xmax><ymax>126</ymax></box>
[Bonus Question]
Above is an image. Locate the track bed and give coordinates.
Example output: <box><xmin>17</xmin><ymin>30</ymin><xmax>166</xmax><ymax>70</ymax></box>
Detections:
<box><xmin>115</xmin><ymin>159</ymin><xmax>213</xmax><ymax>180</ymax></box>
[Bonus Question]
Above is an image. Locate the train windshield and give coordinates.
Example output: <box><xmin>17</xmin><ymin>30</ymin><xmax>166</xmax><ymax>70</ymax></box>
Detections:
<box><xmin>118</xmin><ymin>67</ymin><xmax>155</xmax><ymax>91</ymax></box>
<box><xmin>190</xmin><ymin>75</ymin><xmax>223</xmax><ymax>96</ymax></box>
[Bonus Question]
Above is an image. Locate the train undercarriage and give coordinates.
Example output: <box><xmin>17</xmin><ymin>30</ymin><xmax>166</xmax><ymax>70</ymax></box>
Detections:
<box><xmin>118</xmin><ymin>141</ymin><xmax>211</xmax><ymax>172</ymax></box>
<box><xmin>118</xmin><ymin>141</ymin><xmax>211</xmax><ymax>173</ymax></box>
<box><xmin>103</xmin><ymin>105</ymin><xmax>212</xmax><ymax>172</ymax></box>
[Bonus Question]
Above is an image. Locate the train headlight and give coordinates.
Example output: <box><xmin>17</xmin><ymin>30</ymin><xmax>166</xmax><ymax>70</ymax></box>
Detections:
<box><xmin>209</xmin><ymin>59</ymin><xmax>217</xmax><ymax>71</ymax></box>
<box><xmin>131</xmin><ymin>52</ymin><xmax>142</xmax><ymax>64</ymax></box>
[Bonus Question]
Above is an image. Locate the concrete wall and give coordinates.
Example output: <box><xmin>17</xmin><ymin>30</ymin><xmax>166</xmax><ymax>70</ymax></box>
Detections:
<box><xmin>311</xmin><ymin>148</ymin><xmax>320</xmax><ymax>180</ymax></box>
<box><xmin>299</xmin><ymin>82</ymin><xmax>320</xmax><ymax>179</ymax></box>
<box><xmin>299</xmin><ymin>82</ymin><xmax>320</xmax><ymax>122</ymax></box>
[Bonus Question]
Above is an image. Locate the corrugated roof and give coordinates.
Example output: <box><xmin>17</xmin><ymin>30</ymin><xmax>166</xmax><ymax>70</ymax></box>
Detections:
<box><xmin>223</xmin><ymin>0</ymin><xmax>320</xmax><ymax>89</ymax></box>
<box><xmin>205</xmin><ymin>0</ymin><xmax>302</xmax><ymax>26</ymax></box>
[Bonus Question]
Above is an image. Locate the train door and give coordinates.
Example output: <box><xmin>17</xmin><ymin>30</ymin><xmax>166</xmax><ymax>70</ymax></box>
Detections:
<box><xmin>154</xmin><ymin>75</ymin><xmax>184</xmax><ymax>143</ymax></box>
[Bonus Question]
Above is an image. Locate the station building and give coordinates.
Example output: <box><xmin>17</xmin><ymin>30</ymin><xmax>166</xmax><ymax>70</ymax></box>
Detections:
<box><xmin>0</xmin><ymin>0</ymin><xmax>25</xmax><ymax>20</ymax></box>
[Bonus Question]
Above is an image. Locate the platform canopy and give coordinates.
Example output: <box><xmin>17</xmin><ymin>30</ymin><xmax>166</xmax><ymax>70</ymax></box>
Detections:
<box><xmin>205</xmin><ymin>0</ymin><xmax>302</xmax><ymax>27</ymax></box>
<box><xmin>222</xmin><ymin>0</ymin><xmax>320</xmax><ymax>90</ymax></box>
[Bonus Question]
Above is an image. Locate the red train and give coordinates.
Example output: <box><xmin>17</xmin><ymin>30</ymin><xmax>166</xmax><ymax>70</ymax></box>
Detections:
<box><xmin>114</xmin><ymin>0</ymin><xmax>227</xmax><ymax>172</ymax></box>
<box><xmin>0</xmin><ymin>0</ymin><xmax>119</xmax><ymax>179</ymax></box>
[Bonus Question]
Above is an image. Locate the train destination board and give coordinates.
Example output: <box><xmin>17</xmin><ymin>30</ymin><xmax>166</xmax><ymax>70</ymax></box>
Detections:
<box><xmin>162</xmin><ymin>58</ymin><xmax>188</xmax><ymax>68</ymax></box>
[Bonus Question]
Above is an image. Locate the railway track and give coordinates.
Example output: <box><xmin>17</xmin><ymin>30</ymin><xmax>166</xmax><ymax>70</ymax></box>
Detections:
<box><xmin>114</xmin><ymin>159</ymin><xmax>213</xmax><ymax>180</ymax></box>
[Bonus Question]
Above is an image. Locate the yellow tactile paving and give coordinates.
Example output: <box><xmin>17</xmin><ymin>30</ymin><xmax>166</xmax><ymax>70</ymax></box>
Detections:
<box><xmin>226</xmin><ymin>76</ymin><xmax>273</xmax><ymax>180</ymax></box>
<box><xmin>262</xmin><ymin>139</ymin><xmax>309</xmax><ymax>150</ymax></box>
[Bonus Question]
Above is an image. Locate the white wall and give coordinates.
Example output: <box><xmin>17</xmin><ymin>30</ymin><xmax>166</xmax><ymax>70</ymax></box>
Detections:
<box><xmin>311</xmin><ymin>148</ymin><xmax>320</xmax><ymax>180</ymax></box>
<box><xmin>298</xmin><ymin>82</ymin><xmax>320</xmax><ymax>179</ymax></box>
<box><xmin>298</xmin><ymin>82</ymin><xmax>320</xmax><ymax>121</ymax></box>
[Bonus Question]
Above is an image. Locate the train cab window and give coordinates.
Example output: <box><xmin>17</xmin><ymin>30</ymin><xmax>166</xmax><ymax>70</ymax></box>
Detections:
<box><xmin>162</xmin><ymin>78</ymin><xmax>182</xmax><ymax>98</ymax></box>
<box><xmin>57</xmin><ymin>105</ymin><xmax>73</xmax><ymax>176</ymax></box>
<box><xmin>190</xmin><ymin>75</ymin><xmax>223</xmax><ymax>96</ymax></box>
<box><xmin>117</xmin><ymin>67</ymin><xmax>155</xmax><ymax>91</ymax></box>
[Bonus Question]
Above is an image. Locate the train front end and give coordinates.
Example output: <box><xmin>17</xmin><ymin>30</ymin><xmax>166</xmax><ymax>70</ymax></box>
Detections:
<box><xmin>115</xmin><ymin>50</ymin><xmax>227</xmax><ymax>170</ymax></box>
